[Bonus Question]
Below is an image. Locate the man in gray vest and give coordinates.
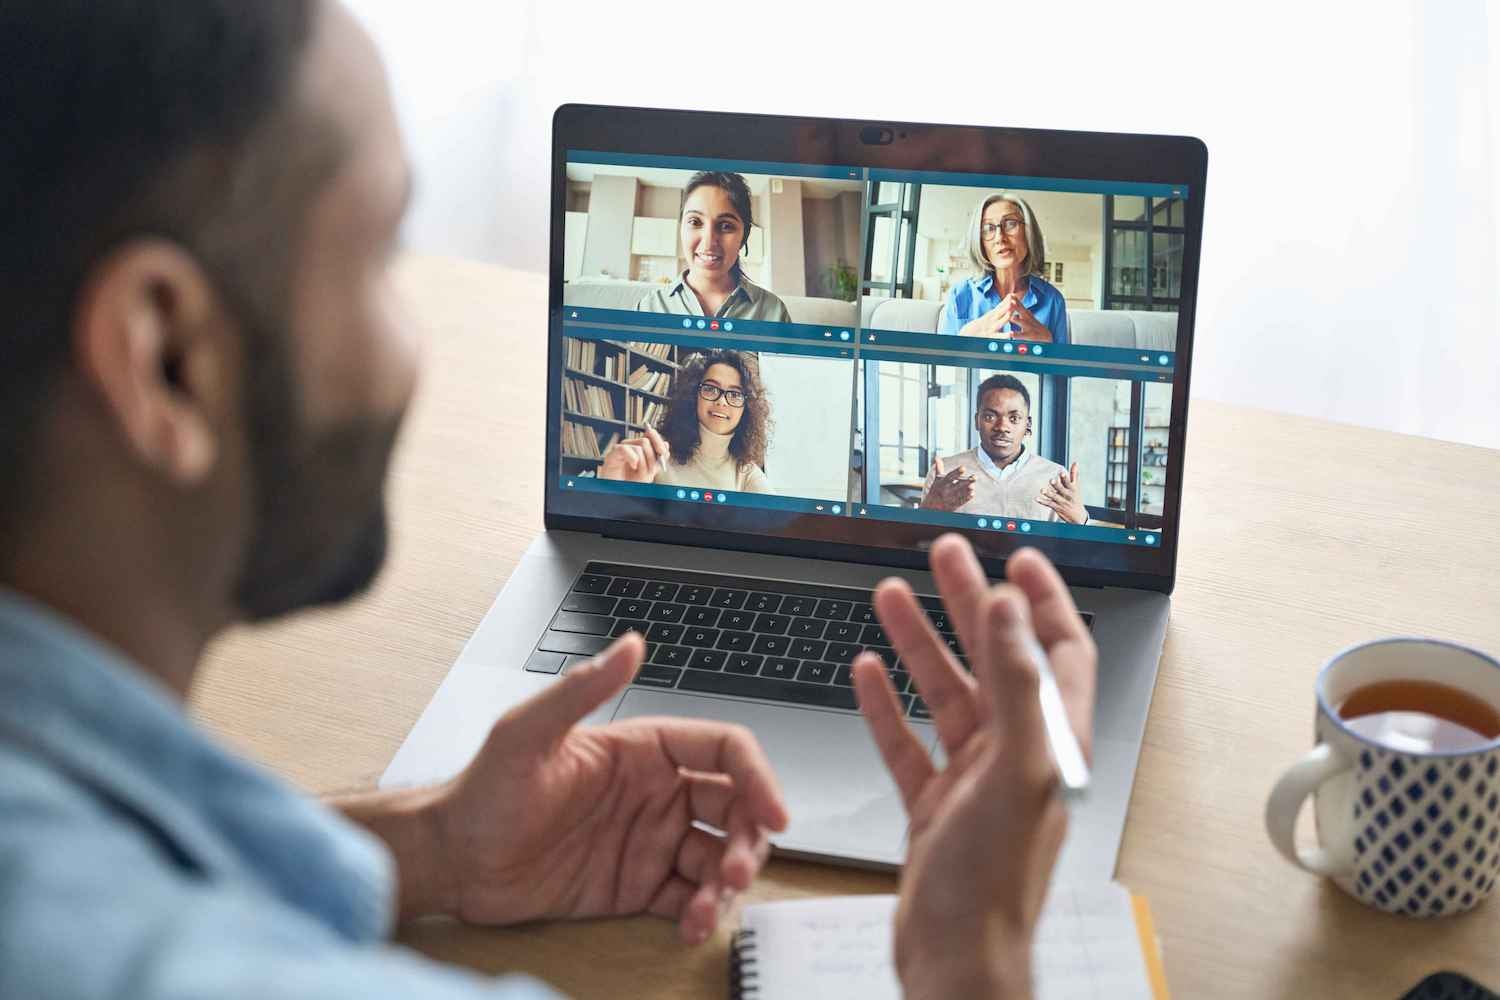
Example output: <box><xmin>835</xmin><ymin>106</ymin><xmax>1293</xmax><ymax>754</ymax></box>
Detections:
<box><xmin>920</xmin><ymin>374</ymin><xmax>1088</xmax><ymax>525</ymax></box>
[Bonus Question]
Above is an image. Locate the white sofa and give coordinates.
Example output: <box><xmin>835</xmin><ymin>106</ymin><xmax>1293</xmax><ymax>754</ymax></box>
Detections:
<box><xmin>561</xmin><ymin>281</ymin><xmax>1176</xmax><ymax>352</ymax></box>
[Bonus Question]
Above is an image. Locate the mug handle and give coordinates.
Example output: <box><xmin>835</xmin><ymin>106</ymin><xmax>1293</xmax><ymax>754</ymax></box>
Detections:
<box><xmin>1265</xmin><ymin>743</ymin><xmax>1357</xmax><ymax>877</ymax></box>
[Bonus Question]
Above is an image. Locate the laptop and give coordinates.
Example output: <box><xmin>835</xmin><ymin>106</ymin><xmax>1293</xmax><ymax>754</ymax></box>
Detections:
<box><xmin>382</xmin><ymin>105</ymin><xmax>1207</xmax><ymax>883</ymax></box>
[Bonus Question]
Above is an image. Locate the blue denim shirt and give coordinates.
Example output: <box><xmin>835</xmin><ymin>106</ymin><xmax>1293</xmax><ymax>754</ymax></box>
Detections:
<box><xmin>937</xmin><ymin>272</ymin><xmax>1071</xmax><ymax>343</ymax></box>
<box><xmin>0</xmin><ymin>589</ymin><xmax>556</xmax><ymax>999</ymax></box>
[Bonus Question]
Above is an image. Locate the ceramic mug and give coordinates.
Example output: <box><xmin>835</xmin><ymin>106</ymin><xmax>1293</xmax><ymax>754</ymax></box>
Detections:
<box><xmin>1265</xmin><ymin>638</ymin><xmax>1500</xmax><ymax>917</ymax></box>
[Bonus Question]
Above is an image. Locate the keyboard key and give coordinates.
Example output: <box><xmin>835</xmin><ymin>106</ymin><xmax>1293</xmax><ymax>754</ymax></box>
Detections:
<box><xmin>647</xmin><ymin>603</ymin><xmax>687</xmax><ymax>624</ymax></box>
<box><xmin>887</xmin><ymin>668</ymin><xmax>911</xmax><ymax>692</ymax></box>
<box><xmin>524</xmin><ymin>651</ymin><xmax>565</xmax><ymax>674</ymax></box>
<box><xmin>860</xmin><ymin>624</ymin><xmax>888</xmax><ymax>646</ymax></box>
<box><xmin>550</xmin><ymin>611</ymin><xmax>612</xmax><ymax>635</ymax></box>
<box><xmin>632</xmin><ymin>664</ymin><xmax>681</xmax><ymax>688</ymax></box>
<box><xmin>678</xmin><ymin>585</ymin><xmax>713</xmax><ymax>605</ymax></box>
<box><xmin>751</xmin><ymin>635</ymin><xmax>790</xmax><ymax>656</ymax></box>
<box><xmin>688</xmin><ymin>649</ymin><xmax>727</xmax><ymax>671</ymax></box>
<box><xmin>573</xmin><ymin>574</ymin><xmax>610</xmax><ymax>595</ymax></box>
<box><xmin>941</xmin><ymin>635</ymin><xmax>965</xmax><ymax>659</ymax></box>
<box><xmin>607</xmin><ymin>578</ymin><xmax>645</xmax><ymax>598</ymax></box>
<box><xmin>716</xmin><ymin>631</ymin><xmax>754</xmax><ymax>652</ymax></box>
<box><xmin>865</xmin><ymin>646</ymin><xmax>896</xmax><ymax>666</ymax></box>
<box><xmin>815</xmin><ymin>599</ymin><xmax>852</xmax><ymax>620</ymax></box>
<box><xmin>677</xmin><ymin>669</ymin><xmax>858</xmax><ymax>710</ymax></box>
<box><xmin>560</xmin><ymin>654</ymin><xmax>594</xmax><ymax>673</ymax></box>
<box><xmin>789</xmin><ymin>617</ymin><xmax>823</xmax><ymax>638</ymax></box>
<box><xmin>682</xmin><ymin>627</ymin><xmax>720</xmax><ymax>648</ymax></box>
<box><xmin>761</xmin><ymin>657</ymin><xmax>799</xmax><ymax>680</ymax></box>
<box><xmin>616</xmin><ymin>598</ymin><xmax>651</xmax><ymax>619</ymax></box>
<box><xmin>823</xmin><ymin>621</ymin><xmax>860</xmax><ymax>642</ymax></box>
<box><xmin>851</xmin><ymin>603</ymin><xmax>877</xmax><ymax>624</ymax></box>
<box><xmin>790</xmin><ymin>638</ymin><xmax>827</xmax><ymax>660</ymax></box>
<box><xmin>646</xmin><ymin>623</ymin><xmax>685</xmax><ymax>644</ymax></box>
<box><xmin>611</xmin><ymin>618</ymin><xmax>649</xmax><ymax>638</ymax></box>
<box><xmin>538</xmin><ymin>631</ymin><xmax>610</xmax><ymax>656</ymax></box>
<box><xmin>651</xmin><ymin>644</ymin><xmax>690</xmax><ymax>667</ymax></box>
<box><xmin>928</xmin><ymin>610</ymin><xmax>952</xmax><ymax>633</ymax></box>
<box><xmin>910</xmin><ymin>697</ymin><xmax>931</xmax><ymax>720</ymax></box>
<box><xmin>561</xmin><ymin>594</ymin><xmax>616</xmax><ymax>615</ymax></box>
<box><xmin>726</xmin><ymin>653</ymin><xmax>764</xmax><ymax>675</ymax></box>
<box><xmin>826</xmin><ymin>642</ymin><xmax>862</xmax><ymax>663</ymax></box>
<box><xmin>746</xmin><ymin>592</ymin><xmax>783</xmax><ymax>613</ymax></box>
<box><xmin>683</xmin><ymin>606</ymin><xmax>722</xmax><ymax>627</ymax></box>
<box><xmin>712</xmin><ymin>588</ymin><xmax>748</xmax><ymax>609</ymax></box>
<box><xmin>796</xmin><ymin>662</ymin><xmax>836</xmax><ymax>684</ymax></box>
<box><xmin>753</xmin><ymin>614</ymin><xmax>790</xmax><ymax>635</ymax></box>
<box><xmin>643</xmin><ymin>582</ymin><xmax>680</xmax><ymax>602</ymax></box>
<box><xmin>780</xmin><ymin>596</ymin><xmax>814</xmax><ymax>617</ymax></box>
<box><xmin>833</xmin><ymin>666</ymin><xmax>855</xmax><ymax>686</ymax></box>
<box><xmin>720</xmin><ymin>610</ymin><xmax>755</xmax><ymax>631</ymax></box>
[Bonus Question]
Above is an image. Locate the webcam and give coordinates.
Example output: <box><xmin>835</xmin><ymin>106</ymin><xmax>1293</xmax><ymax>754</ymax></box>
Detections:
<box><xmin>859</xmin><ymin>126</ymin><xmax>895</xmax><ymax>145</ymax></box>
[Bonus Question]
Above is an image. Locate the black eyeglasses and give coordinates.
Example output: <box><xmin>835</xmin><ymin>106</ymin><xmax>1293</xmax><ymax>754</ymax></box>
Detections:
<box><xmin>980</xmin><ymin>218</ymin><xmax>1025</xmax><ymax>240</ymax></box>
<box><xmin>698</xmin><ymin>382</ymin><xmax>749</xmax><ymax>407</ymax></box>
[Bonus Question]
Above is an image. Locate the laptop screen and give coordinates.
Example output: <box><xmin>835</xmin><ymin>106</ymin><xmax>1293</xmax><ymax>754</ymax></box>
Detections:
<box><xmin>548</xmin><ymin>110</ymin><xmax>1202</xmax><ymax>586</ymax></box>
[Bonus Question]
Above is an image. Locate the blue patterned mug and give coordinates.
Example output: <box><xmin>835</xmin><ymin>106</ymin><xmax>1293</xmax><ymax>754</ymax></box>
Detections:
<box><xmin>1265</xmin><ymin>638</ymin><xmax>1500</xmax><ymax>917</ymax></box>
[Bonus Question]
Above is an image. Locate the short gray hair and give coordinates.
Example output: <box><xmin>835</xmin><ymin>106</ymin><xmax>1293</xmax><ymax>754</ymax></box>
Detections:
<box><xmin>964</xmin><ymin>192</ymin><xmax>1046</xmax><ymax>278</ymax></box>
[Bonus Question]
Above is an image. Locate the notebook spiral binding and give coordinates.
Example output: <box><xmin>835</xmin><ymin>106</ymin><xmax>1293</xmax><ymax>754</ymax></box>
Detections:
<box><xmin>729</xmin><ymin>928</ymin><xmax>759</xmax><ymax>999</ymax></box>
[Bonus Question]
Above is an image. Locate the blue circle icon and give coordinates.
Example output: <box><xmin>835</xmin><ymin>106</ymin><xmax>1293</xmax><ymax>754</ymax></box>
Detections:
<box><xmin>1003</xmin><ymin>343</ymin><xmax>1015</xmax><ymax>353</ymax></box>
<box><xmin>690</xmin><ymin>491</ymin><xmax>700</xmax><ymax>500</ymax></box>
<box><xmin>831</xmin><ymin>504</ymin><xmax>842</xmax><ymax>514</ymax></box>
<box><xmin>1032</xmin><ymin>346</ymin><xmax>1043</xmax><ymax>356</ymax></box>
<box><xmin>1021</xmin><ymin>522</ymin><xmax>1032</xmax><ymax>532</ymax></box>
<box><xmin>1145</xmin><ymin>534</ymin><xmax>1158</xmax><ymax>545</ymax></box>
<box><xmin>987</xmin><ymin>341</ymin><xmax>999</xmax><ymax>352</ymax></box>
<box><xmin>681</xmin><ymin>318</ymin><xmax>692</xmax><ymax>328</ymax></box>
<box><xmin>676</xmin><ymin>489</ymin><xmax>687</xmax><ymax>499</ymax></box>
<box><xmin>723</xmin><ymin>322</ymin><xmax>734</xmax><ymax>332</ymax></box>
<box><xmin>977</xmin><ymin>519</ymin><xmax>988</xmax><ymax>528</ymax></box>
<box><xmin>717</xmin><ymin>493</ymin><xmax>726</xmax><ymax>502</ymax></box>
<box><xmin>696</xmin><ymin>319</ymin><xmax>707</xmax><ymax>330</ymax></box>
<box><xmin>1158</xmin><ymin>355</ymin><xmax>1169</xmax><ymax>365</ymax></box>
<box><xmin>839</xmin><ymin>330</ymin><xmax>851</xmax><ymax>341</ymax></box>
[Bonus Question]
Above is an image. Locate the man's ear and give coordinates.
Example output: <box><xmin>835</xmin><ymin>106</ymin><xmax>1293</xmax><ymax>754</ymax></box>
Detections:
<box><xmin>73</xmin><ymin>240</ymin><xmax>233</xmax><ymax>486</ymax></box>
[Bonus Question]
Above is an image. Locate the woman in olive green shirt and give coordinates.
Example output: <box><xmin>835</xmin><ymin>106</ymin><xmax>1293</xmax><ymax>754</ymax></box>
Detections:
<box><xmin>635</xmin><ymin>171</ymin><xmax>793</xmax><ymax>323</ymax></box>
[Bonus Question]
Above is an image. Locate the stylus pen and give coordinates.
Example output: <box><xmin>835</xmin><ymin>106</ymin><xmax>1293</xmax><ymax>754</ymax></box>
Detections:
<box><xmin>1022</xmin><ymin>631</ymin><xmax>1090</xmax><ymax>801</ymax></box>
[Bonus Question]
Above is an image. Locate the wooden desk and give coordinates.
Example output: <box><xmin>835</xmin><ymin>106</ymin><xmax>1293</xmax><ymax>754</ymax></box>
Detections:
<box><xmin>192</xmin><ymin>255</ymin><xmax>1500</xmax><ymax>998</ymax></box>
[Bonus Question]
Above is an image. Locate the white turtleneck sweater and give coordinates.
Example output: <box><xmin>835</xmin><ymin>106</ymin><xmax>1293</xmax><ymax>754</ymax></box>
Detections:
<box><xmin>653</xmin><ymin>427</ymin><xmax>771</xmax><ymax>494</ymax></box>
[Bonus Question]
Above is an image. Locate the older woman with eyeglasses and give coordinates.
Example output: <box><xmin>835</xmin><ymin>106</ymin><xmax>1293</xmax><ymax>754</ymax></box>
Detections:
<box><xmin>597</xmin><ymin>349</ymin><xmax>773</xmax><ymax>493</ymax></box>
<box><xmin>938</xmin><ymin>192</ymin><xmax>1070</xmax><ymax>344</ymax></box>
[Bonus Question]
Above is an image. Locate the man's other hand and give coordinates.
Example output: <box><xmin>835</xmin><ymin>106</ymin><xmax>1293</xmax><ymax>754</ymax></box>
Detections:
<box><xmin>852</xmin><ymin>536</ymin><xmax>1097</xmax><ymax>999</ymax></box>
<box><xmin>430</xmin><ymin>634</ymin><xmax>788</xmax><ymax>944</ymax></box>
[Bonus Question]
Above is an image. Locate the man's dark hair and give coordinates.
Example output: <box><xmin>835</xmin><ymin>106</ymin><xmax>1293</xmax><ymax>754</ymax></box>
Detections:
<box><xmin>975</xmin><ymin>373</ymin><xmax>1031</xmax><ymax>414</ymax></box>
<box><xmin>0</xmin><ymin>0</ymin><xmax>328</xmax><ymax>541</ymax></box>
<box><xmin>680</xmin><ymin>171</ymin><xmax>755</xmax><ymax>280</ymax></box>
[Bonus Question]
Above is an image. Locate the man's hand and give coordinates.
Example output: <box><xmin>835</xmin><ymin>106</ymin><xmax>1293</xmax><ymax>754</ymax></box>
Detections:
<box><xmin>427</xmin><ymin>635</ymin><xmax>788</xmax><ymax>944</ymax></box>
<box><xmin>919</xmin><ymin>457</ymin><xmax>976</xmax><ymax>512</ymax></box>
<box><xmin>599</xmin><ymin>425</ymin><xmax>670</xmax><ymax>483</ymax></box>
<box><xmin>1037</xmin><ymin>462</ymin><xmax>1087</xmax><ymax>524</ymax></box>
<box><xmin>852</xmin><ymin>536</ymin><xmax>1097</xmax><ymax>999</ymax></box>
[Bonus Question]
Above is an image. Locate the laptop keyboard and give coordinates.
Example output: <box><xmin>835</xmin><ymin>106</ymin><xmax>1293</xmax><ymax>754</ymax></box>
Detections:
<box><xmin>524</xmin><ymin>561</ymin><xmax>1094</xmax><ymax>719</ymax></box>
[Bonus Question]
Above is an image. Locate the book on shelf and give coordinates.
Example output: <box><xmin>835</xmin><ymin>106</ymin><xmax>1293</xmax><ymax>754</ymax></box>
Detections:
<box><xmin>565</xmin><ymin>339</ymin><xmax>623</xmax><ymax>381</ymax></box>
<box><xmin>561</xmin><ymin>422</ymin><xmax>619</xmax><ymax>460</ymax></box>
<box><xmin>628</xmin><ymin>341</ymin><xmax>674</xmax><ymax>363</ymax></box>
<box><xmin>563</xmin><ymin>377</ymin><xmax>617</xmax><ymax>421</ymax></box>
<box><xmin>629</xmin><ymin>398</ymin><xmax>665</xmax><ymax>426</ymax></box>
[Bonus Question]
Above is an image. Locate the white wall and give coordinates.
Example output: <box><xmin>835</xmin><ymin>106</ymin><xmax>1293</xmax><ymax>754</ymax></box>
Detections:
<box><xmin>347</xmin><ymin>0</ymin><xmax>1500</xmax><ymax>450</ymax></box>
<box><xmin>759</xmin><ymin>355</ymin><xmax>853</xmax><ymax>502</ymax></box>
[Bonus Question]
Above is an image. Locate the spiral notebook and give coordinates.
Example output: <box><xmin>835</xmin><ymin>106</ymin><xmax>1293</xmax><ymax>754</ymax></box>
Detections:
<box><xmin>729</xmin><ymin>884</ymin><xmax>1168</xmax><ymax>1000</ymax></box>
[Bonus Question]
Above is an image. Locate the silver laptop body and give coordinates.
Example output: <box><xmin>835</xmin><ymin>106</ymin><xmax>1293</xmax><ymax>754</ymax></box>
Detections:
<box><xmin>383</xmin><ymin>106</ymin><xmax>1207</xmax><ymax>885</ymax></box>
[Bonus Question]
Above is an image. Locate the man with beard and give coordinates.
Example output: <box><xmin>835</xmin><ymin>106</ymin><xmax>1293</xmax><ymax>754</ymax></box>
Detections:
<box><xmin>920</xmin><ymin>374</ymin><xmax>1090</xmax><ymax>525</ymax></box>
<box><xmin>0</xmin><ymin>2</ymin><xmax>1097</xmax><ymax>998</ymax></box>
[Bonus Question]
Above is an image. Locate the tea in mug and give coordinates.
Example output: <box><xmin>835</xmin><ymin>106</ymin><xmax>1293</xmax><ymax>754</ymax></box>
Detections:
<box><xmin>1338</xmin><ymin>680</ymin><xmax>1500</xmax><ymax>753</ymax></box>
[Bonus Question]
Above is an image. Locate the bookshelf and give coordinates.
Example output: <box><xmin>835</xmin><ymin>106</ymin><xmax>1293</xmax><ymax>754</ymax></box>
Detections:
<box><xmin>561</xmin><ymin>339</ymin><xmax>681</xmax><ymax>476</ymax></box>
<box><xmin>1105</xmin><ymin>424</ymin><xmax>1168</xmax><ymax>515</ymax></box>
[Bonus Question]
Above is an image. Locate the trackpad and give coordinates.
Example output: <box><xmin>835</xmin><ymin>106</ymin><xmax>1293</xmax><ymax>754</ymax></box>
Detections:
<box><xmin>612</xmin><ymin>689</ymin><xmax>916</xmax><ymax>863</ymax></box>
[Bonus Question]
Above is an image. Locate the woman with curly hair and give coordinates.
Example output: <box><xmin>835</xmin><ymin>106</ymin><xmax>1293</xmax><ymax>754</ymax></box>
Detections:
<box><xmin>598</xmin><ymin>349</ymin><xmax>773</xmax><ymax>493</ymax></box>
